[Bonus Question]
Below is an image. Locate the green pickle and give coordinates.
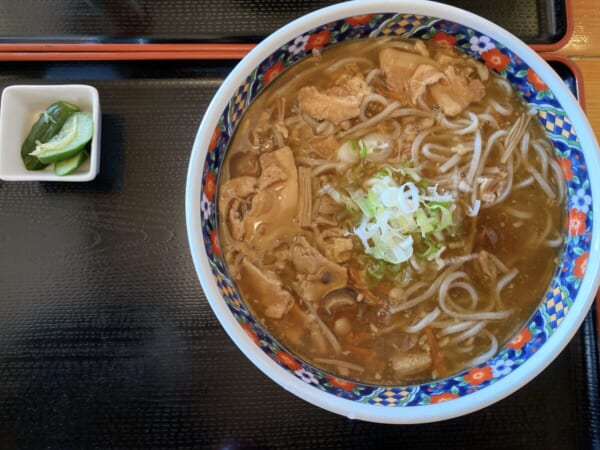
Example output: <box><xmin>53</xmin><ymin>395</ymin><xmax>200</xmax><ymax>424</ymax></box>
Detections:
<box><xmin>54</xmin><ymin>149</ymin><xmax>89</xmax><ymax>176</ymax></box>
<box><xmin>21</xmin><ymin>101</ymin><xmax>80</xmax><ymax>170</ymax></box>
<box><xmin>30</xmin><ymin>112</ymin><xmax>93</xmax><ymax>164</ymax></box>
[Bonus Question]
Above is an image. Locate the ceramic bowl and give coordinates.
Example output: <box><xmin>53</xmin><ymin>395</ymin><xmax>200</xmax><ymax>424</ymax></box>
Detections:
<box><xmin>0</xmin><ymin>84</ymin><xmax>101</xmax><ymax>182</ymax></box>
<box><xmin>186</xmin><ymin>0</ymin><xmax>600</xmax><ymax>423</ymax></box>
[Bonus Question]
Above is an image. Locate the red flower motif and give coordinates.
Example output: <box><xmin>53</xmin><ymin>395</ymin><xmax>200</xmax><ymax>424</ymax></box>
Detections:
<box><xmin>430</xmin><ymin>392</ymin><xmax>459</xmax><ymax>404</ymax></box>
<box><xmin>568</xmin><ymin>208</ymin><xmax>587</xmax><ymax>236</ymax></box>
<box><xmin>464</xmin><ymin>366</ymin><xmax>493</xmax><ymax>386</ymax></box>
<box><xmin>210</xmin><ymin>229</ymin><xmax>221</xmax><ymax>257</ymax></box>
<box><xmin>327</xmin><ymin>375</ymin><xmax>356</xmax><ymax>391</ymax></box>
<box><xmin>346</xmin><ymin>14</ymin><xmax>372</xmax><ymax>26</ymax></box>
<box><xmin>204</xmin><ymin>172</ymin><xmax>216</xmax><ymax>202</ymax></box>
<box><xmin>305</xmin><ymin>29</ymin><xmax>331</xmax><ymax>51</ymax></box>
<box><xmin>263</xmin><ymin>61</ymin><xmax>285</xmax><ymax>86</ymax></box>
<box><xmin>242</xmin><ymin>323</ymin><xmax>260</xmax><ymax>346</ymax></box>
<box><xmin>559</xmin><ymin>157</ymin><xmax>573</xmax><ymax>181</ymax></box>
<box><xmin>527</xmin><ymin>68</ymin><xmax>548</xmax><ymax>91</ymax></box>
<box><xmin>209</xmin><ymin>126</ymin><xmax>220</xmax><ymax>152</ymax></box>
<box><xmin>482</xmin><ymin>48</ymin><xmax>511</xmax><ymax>72</ymax></box>
<box><xmin>507</xmin><ymin>328</ymin><xmax>532</xmax><ymax>351</ymax></box>
<box><xmin>429</xmin><ymin>31</ymin><xmax>457</xmax><ymax>47</ymax></box>
<box><xmin>574</xmin><ymin>252</ymin><xmax>589</xmax><ymax>279</ymax></box>
<box><xmin>276</xmin><ymin>351</ymin><xmax>302</xmax><ymax>371</ymax></box>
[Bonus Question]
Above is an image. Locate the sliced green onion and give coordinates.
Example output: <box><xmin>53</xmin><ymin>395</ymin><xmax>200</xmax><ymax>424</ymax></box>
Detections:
<box><xmin>359</xmin><ymin>139</ymin><xmax>368</xmax><ymax>160</ymax></box>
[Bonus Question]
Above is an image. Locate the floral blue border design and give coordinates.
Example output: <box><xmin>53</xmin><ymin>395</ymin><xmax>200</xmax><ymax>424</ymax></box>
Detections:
<box><xmin>197</xmin><ymin>13</ymin><xmax>592</xmax><ymax>406</ymax></box>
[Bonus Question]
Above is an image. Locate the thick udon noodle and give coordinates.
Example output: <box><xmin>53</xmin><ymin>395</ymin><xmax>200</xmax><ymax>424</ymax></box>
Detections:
<box><xmin>218</xmin><ymin>37</ymin><xmax>564</xmax><ymax>384</ymax></box>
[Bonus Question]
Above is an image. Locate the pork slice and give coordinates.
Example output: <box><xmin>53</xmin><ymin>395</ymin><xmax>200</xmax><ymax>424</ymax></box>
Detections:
<box><xmin>391</xmin><ymin>351</ymin><xmax>432</xmax><ymax>377</ymax></box>
<box><xmin>297</xmin><ymin>74</ymin><xmax>371</xmax><ymax>125</ymax></box>
<box><xmin>435</xmin><ymin>52</ymin><xmax>489</xmax><ymax>81</ymax></box>
<box><xmin>258</xmin><ymin>151</ymin><xmax>289</xmax><ymax>189</ymax></box>
<box><xmin>429</xmin><ymin>65</ymin><xmax>486</xmax><ymax>116</ymax></box>
<box><xmin>379</xmin><ymin>48</ymin><xmax>441</xmax><ymax>100</ymax></box>
<box><xmin>219</xmin><ymin>176</ymin><xmax>257</xmax><ymax>211</ymax></box>
<box><xmin>321</xmin><ymin>228</ymin><xmax>353</xmax><ymax>263</ymax></box>
<box><xmin>292</xmin><ymin>236</ymin><xmax>347</xmax><ymax>304</ymax></box>
<box><xmin>243</xmin><ymin>146</ymin><xmax>299</xmax><ymax>250</ymax></box>
<box><xmin>407</xmin><ymin>64</ymin><xmax>445</xmax><ymax>104</ymax></box>
<box><xmin>323</xmin><ymin>237</ymin><xmax>353</xmax><ymax>264</ymax></box>
<box><xmin>219</xmin><ymin>176</ymin><xmax>258</xmax><ymax>241</ymax></box>
<box><xmin>239</xmin><ymin>258</ymin><xmax>294</xmax><ymax>319</ymax></box>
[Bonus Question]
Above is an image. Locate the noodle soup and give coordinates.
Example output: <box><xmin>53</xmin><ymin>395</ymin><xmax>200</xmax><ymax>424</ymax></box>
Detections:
<box><xmin>217</xmin><ymin>37</ymin><xmax>564</xmax><ymax>384</ymax></box>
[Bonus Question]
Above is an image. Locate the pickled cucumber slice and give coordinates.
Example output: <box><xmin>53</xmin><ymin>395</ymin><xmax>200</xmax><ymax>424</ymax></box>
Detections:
<box><xmin>21</xmin><ymin>101</ymin><xmax>80</xmax><ymax>170</ymax></box>
<box><xmin>54</xmin><ymin>149</ymin><xmax>89</xmax><ymax>176</ymax></box>
<box><xmin>30</xmin><ymin>112</ymin><xmax>93</xmax><ymax>164</ymax></box>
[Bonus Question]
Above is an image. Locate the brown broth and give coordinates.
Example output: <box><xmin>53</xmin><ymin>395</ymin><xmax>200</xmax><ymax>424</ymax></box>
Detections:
<box><xmin>218</xmin><ymin>38</ymin><xmax>564</xmax><ymax>384</ymax></box>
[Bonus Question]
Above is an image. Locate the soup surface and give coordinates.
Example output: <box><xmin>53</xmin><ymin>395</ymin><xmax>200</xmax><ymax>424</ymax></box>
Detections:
<box><xmin>218</xmin><ymin>37</ymin><xmax>564</xmax><ymax>384</ymax></box>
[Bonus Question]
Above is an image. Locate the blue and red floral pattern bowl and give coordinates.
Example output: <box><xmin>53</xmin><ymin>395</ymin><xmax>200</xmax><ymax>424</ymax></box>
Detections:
<box><xmin>186</xmin><ymin>0</ymin><xmax>600</xmax><ymax>423</ymax></box>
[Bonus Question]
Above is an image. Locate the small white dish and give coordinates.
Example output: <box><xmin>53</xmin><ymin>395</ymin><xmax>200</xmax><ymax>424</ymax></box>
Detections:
<box><xmin>0</xmin><ymin>84</ymin><xmax>101</xmax><ymax>181</ymax></box>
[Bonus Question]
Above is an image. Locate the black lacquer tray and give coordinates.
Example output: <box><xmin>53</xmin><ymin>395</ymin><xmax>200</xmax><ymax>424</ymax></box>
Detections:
<box><xmin>0</xmin><ymin>58</ymin><xmax>597</xmax><ymax>449</ymax></box>
<box><xmin>0</xmin><ymin>0</ymin><xmax>568</xmax><ymax>47</ymax></box>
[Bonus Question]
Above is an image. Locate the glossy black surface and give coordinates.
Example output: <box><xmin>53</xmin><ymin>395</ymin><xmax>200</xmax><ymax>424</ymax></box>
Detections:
<box><xmin>0</xmin><ymin>60</ymin><xmax>597</xmax><ymax>449</ymax></box>
<box><xmin>0</xmin><ymin>0</ymin><xmax>567</xmax><ymax>45</ymax></box>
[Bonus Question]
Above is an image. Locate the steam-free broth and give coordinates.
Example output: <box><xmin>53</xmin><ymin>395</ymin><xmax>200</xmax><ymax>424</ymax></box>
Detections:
<box><xmin>218</xmin><ymin>37</ymin><xmax>564</xmax><ymax>384</ymax></box>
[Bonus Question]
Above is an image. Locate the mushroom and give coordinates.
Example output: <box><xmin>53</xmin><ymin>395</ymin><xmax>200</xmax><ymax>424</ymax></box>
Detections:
<box><xmin>321</xmin><ymin>287</ymin><xmax>359</xmax><ymax>315</ymax></box>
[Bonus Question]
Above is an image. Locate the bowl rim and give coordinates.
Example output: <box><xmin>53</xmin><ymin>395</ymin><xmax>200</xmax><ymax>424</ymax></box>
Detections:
<box><xmin>186</xmin><ymin>0</ymin><xmax>600</xmax><ymax>423</ymax></box>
